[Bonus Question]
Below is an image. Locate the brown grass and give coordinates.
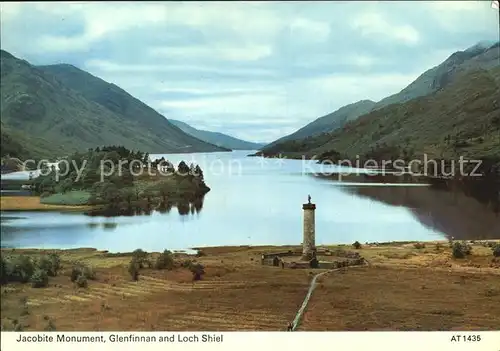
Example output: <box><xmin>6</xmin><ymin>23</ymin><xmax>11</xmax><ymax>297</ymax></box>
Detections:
<box><xmin>1</xmin><ymin>241</ymin><xmax>499</xmax><ymax>331</ymax></box>
<box><xmin>0</xmin><ymin>196</ymin><xmax>92</xmax><ymax>212</ymax></box>
<box><xmin>300</xmin><ymin>266</ymin><xmax>500</xmax><ymax>331</ymax></box>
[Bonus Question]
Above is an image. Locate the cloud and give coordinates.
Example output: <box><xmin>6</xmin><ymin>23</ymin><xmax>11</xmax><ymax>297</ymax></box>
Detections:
<box><xmin>84</xmin><ymin>59</ymin><xmax>278</xmax><ymax>79</ymax></box>
<box><xmin>422</xmin><ymin>1</ymin><xmax>496</xmax><ymax>35</ymax></box>
<box><xmin>149</xmin><ymin>43</ymin><xmax>273</xmax><ymax>62</ymax></box>
<box><xmin>0</xmin><ymin>3</ymin><xmax>23</xmax><ymax>18</ymax></box>
<box><xmin>351</xmin><ymin>11</ymin><xmax>420</xmax><ymax>45</ymax></box>
<box><xmin>1</xmin><ymin>1</ymin><xmax>497</xmax><ymax>143</ymax></box>
<box><xmin>290</xmin><ymin>18</ymin><xmax>331</xmax><ymax>42</ymax></box>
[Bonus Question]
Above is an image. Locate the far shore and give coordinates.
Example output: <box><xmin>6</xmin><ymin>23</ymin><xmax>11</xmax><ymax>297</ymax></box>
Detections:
<box><xmin>0</xmin><ymin>196</ymin><xmax>94</xmax><ymax>212</ymax></box>
<box><xmin>2</xmin><ymin>238</ymin><xmax>499</xmax><ymax>256</ymax></box>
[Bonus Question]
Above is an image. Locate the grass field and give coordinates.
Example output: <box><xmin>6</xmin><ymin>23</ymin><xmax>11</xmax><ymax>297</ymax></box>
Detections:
<box><xmin>1</xmin><ymin>242</ymin><xmax>499</xmax><ymax>331</ymax></box>
<box><xmin>39</xmin><ymin>191</ymin><xmax>92</xmax><ymax>206</ymax></box>
<box><xmin>0</xmin><ymin>196</ymin><xmax>93</xmax><ymax>211</ymax></box>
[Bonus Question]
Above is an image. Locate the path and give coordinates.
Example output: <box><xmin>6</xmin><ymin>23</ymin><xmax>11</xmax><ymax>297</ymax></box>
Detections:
<box><xmin>290</xmin><ymin>261</ymin><xmax>370</xmax><ymax>331</ymax></box>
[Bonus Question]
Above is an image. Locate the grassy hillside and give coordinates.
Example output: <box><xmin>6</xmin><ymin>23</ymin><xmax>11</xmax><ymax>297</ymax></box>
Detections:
<box><xmin>0</xmin><ymin>50</ymin><xmax>228</xmax><ymax>159</ymax></box>
<box><xmin>258</xmin><ymin>67</ymin><xmax>500</xmax><ymax>164</ymax></box>
<box><xmin>264</xmin><ymin>100</ymin><xmax>375</xmax><ymax>148</ymax></box>
<box><xmin>169</xmin><ymin>119</ymin><xmax>265</xmax><ymax>150</ymax></box>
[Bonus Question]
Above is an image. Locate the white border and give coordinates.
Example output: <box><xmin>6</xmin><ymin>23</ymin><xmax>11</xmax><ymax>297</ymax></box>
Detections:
<box><xmin>2</xmin><ymin>331</ymin><xmax>500</xmax><ymax>350</ymax></box>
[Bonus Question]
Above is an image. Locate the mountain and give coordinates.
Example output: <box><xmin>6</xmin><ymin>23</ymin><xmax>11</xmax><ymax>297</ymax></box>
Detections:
<box><xmin>258</xmin><ymin>66</ymin><xmax>500</xmax><ymax>163</ymax></box>
<box><xmin>169</xmin><ymin>119</ymin><xmax>265</xmax><ymax>150</ymax></box>
<box><xmin>372</xmin><ymin>41</ymin><xmax>500</xmax><ymax>110</ymax></box>
<box><xmin>264</xmin><ymin>100</ymin><xmax>376</xmax><ymax>149</ymax></box>
<box><xmin>261</xmin><ymin>41</ymin><xmax>499</xmax><ymax>151</ymax></box>
<box><xmin>0</xmin><ymin>50</ymin><xmax>229</xmax><ymax>159</ymax></box>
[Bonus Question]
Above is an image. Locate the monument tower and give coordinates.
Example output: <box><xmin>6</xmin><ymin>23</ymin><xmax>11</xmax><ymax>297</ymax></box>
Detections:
<box><xmin>302</xmin><ymin>195</ymin><xmax>316</xmax><ymax>260</ymax></box>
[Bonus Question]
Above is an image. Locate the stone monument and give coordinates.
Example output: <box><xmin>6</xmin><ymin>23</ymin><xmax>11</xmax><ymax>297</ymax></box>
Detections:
<box><xmin>302</xmin><ymin>195</ymin><xmax>316</xmax><ymax>261</ymax></box>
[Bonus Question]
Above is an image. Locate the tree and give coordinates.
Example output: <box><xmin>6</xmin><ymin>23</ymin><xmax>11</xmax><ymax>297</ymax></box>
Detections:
<box><xmin>101</xmin><ymin>182</ymin><xmax>122</xmax><ymax>205</ymax></box>
<box><xmin>189</xmin><ymin>163</ymin><xmax>196</xmax><ymax>176</ymax></box>
<box><xmin>194</xmin><ymin>165</ymin><xmax>204</xmax><ymax>180</ymax></box>
<box><xmin>177</xmin><ymin>161</ymin><xmax>190</xmax><ymax>176</ymax></box>
<box><xmin>120</xmin><ymin>188</ymin><xmax>135</xmax><ymax>206</ymax></box>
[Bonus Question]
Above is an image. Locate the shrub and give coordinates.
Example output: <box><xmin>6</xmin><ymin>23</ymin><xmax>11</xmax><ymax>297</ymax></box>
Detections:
<box><xmin>195</xmin><ymin>250</ymin><xmax>206</xmax><ymax>257</ymax></box>
<box><xmin>448</xmin><ymin>238</ymin><xmax>454</xmax><ymax>248</ymax></box>
<box><xmin>70</xmin><ymin>264</ymin><xmax>96</xmax><ymax>282</ymax></box>
<box><xmin>452</xmin><ymin>241</ymin><xmax>472</xmax><ymax>259</ymax></box>
<box><xmin>413</xmin><ymin>242</ymin><xmax>426</xmax><ymax>249</ymax></box>
<box><xmin>82</xmin><ymin>265</ymin><xmax>96</xmax><ymax>280</ymax></box>
<box><xmin>492</xmin><ymin>244</ymin><xmax>500</xmax><ymax>258</ymax></box>
<box><xmin>0</xmin><ymin>256</ymin><xmax>7</xmax><ymax>285</ymax></box>
<box><xmin>70</xmin><ymin>266</ymin><xmax>80</xmax><ymax>282</ymax></box>
<box><xmin>48</xmin><ymin>253</ymin><xmax>61</xmax><ymax>276</ymax></box>
<box><xmin>144</xmin><ymin>259</ymin><xmax>153</xmax><ymax>268</ymax></box>
<box><xmin>128</xmin><ymin>258</ymin><xmax>140</xmax><ymax>281</ymax></box>
<box><xmin>9</xmin><ymin>255</ymin><xmax>36</xmax><ymax>283</ymax></box>
<box><xmin>155</xmin><ymin>250</ymin><xmax>174</xmax><ymax>270</ymax></box>
<box><xmin>44</xmin><ymin>320</ymin><xmax>56</xmax><ymax>331</ymax></box>
<box><xmin>37</xmin><ymin>256</ymin><xmax>52</xmax><ymax>275</ymax></box>
<box><xmin>132</xmin><ymin>249</ymin><xmax>148</xmax><ymax>268</ymax></box>
<box><xmin>435</xmin><ymin>242</ymin><xmax>443</xmax><ymax>251</ymax></box>
<box><xmin>30</xmin><ymin>268</ymin><xmax>49</xmax><ymax>288</ymax></box>
<box><xmin>20</xmin><ymin>296</ymin><xmax>29</xmax><ymax>315</ymax></box>
<box><xmin>462</xmin><ymin>242</ymin><xmax>472</xmax><ymax>255</ymax></box>
<box><xmin>37</xmin><ymin>254</ymin><xmax>61</xmax><ymax>277</ymax></box>
<box><xmin>309</xmin><ymin>257</ymin><xmax>319</xmax><ymax>268</ymax></box>
<box><xmin>190</xmin><ymin>263</ymin><xmax>205</xmax><ymax>281</ymax></box>
<box><xmin>75</xmin><ymin>275</ymin><xmax>88</xmax><ymax>288</ymax></box>
<box><xmin>180</xmin><ymin>259</ymin><xmax>193</xmax><ymax>268</ymax></box>
<box><xmin>352</xmin><ymin>241</ymin><xmax>362</xmax><ymax>250</ymax></box>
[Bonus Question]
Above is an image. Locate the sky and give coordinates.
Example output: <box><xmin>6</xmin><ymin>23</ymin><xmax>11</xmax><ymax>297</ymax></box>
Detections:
<box><xmin>0</xmin><ymin>1</ymin><xmax>498</xmax><ymax>143</ymax></box>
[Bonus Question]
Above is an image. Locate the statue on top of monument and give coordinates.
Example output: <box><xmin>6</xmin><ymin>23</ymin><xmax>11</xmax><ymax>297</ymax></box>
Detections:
<box><xmin>307</xmin><ymin>194</ymin><xmax>311</xmax><ymax>204</ymax></box>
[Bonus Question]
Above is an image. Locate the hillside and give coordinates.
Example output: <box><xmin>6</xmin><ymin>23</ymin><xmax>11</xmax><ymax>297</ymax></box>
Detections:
<box><xmin>261</xmin><ymin>42</ymin><xmax>499</xmax><ymax>150</ymax></box>
<box><xmin>264</xmin><ymin>100</ymin><xmax>375</xmax><ymax>148</ymax></box>
<box><xmin>0</xmin><ymin>50</ymin><xmax>228</xmax><ymax>159</ymax></box>
<box><xmin>373</xmin><ymin>41</ymin><xmax>500</xmax><ymax>110</ymax></box>
<box><xmin>258</xmin><ymin>67</ymin><xmax>500</xmax><ymax>163</ymax></box>
<box><xmin>169</xmin><ymin>119</ymin><xmax>265</xmax><ymax>150</ymax></box>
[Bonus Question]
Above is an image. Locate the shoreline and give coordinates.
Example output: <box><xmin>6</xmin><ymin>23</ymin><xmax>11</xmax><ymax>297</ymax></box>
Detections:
<box><xmin>0</xmin><ymin>196</ymin><xmax>94</xmax><ymax>212</ymax></box>
<box><xmin>2</xmin><ymin>238</ymin><xmax>499</xmax><ymax>255</ymax></box>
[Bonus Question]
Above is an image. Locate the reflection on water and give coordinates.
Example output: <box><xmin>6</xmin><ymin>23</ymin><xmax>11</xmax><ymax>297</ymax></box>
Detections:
<box><xmin>84</xmin><ymin>198</ymin><xmax>204</xmax><ymax>218</ymax></box>
<box><xmin>333</xmin><ymin>173</ymin><xmax>500</xmax><ymax>240</ymax></box>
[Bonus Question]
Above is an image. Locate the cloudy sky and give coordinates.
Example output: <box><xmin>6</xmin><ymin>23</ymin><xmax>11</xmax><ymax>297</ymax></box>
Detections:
<box><xmin>1</xmin><ymin>1</ymin><xmax>498</xmax><ymax>143</ymax></box>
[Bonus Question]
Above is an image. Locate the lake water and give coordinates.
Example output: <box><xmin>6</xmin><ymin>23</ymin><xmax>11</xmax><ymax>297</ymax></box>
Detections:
<box><xmin>2</xmin><ymin>150</ymin><xmax>496</xmax><ymax>252</ymax></box>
